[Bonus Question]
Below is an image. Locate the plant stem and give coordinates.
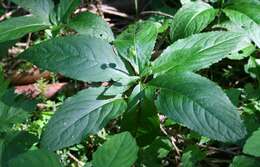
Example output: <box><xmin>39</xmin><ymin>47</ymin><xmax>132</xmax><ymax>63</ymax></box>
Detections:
<box><xmin>67</xmin><ymin>152</ymin><xmax>84</xmax><ymax>167</ymax></box>
<box><xmin>159</xmin><ymin>123</ymin><xmax>181</xmax><ymax>156</ymax></box>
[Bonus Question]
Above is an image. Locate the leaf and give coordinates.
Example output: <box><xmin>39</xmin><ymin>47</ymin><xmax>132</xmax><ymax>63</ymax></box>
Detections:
<box><xmin>1</xmin><ymin>88</ymin><xmax>37</xmax><ymax>112</ymax></box>
<box><xmin>227</xmin><ymin>44</ymin><xmax>255</xmax><ymax>60</ymax></box>
<box><xmin>11</xmin><ymin>0</ymin><xmax>54</xmax><ymax>22</ymax></box>
<box><xmin>84</xmin><ymin>162</ymin><xmax>92</xmax><ymax>167</ymax></box>
<box><xmin>0</xmin><ymin>16</ymin><xmax>50</xmax><ymax>43</ymax></box>
<box><xmin>68</xmin><ymin>12</ymin><xmax>114</xmax><ymax>42</ymax></box>
<box><xmin>0</xmin><ymin>66</ymin><xmax>9</xmax><ymax>97</ymax></box>
<box><xmin>230</xmin><ymin>155</ymin><xmax>260</xmax><ymax>167</ymax></box>
<box><xmin>56</xmin><ymin>0</ymin><xmax>81</xmax><ymax>23</ymax></box>
<box><xmin>180</xmin><ymin>145</ymin><xmax>206</xmax><ymax>167</ymax></box>
<box><xmin>244</xmin><ymin>83</ymin><xmax>260</xmax><ymax>100</ymax></box>
<box><xmin>103</xmin><ymin>76</ymin><xmax>139</xmax><ymax>96</ymax></box>
<box><xmin>149</xmin><ymin>71</ymin><xmax>247</xmax><ymax>143</ymax></box>
<box><xmin>243</xmin><ymin>128</ymin><xmax>260</xmax><ymax>157</ymax></box>
<box><xmin>19</xmin><ymin>35</ymin><xmax>129</xmax><ymax>82</ymax></box>
<box><xmin>121</xmin><ymin>85</ymin><xmax>160</xmax><ymax>146</ymax></box>
<box><xmin>41</xmin><ymin>87</ymin><xmax>127</xmax><ymax>151</ymax></box>
<box><xmin>223</xmin><ymin>9</ymin><xmax>260</xmax><ymax>48</ymax></box>
<box><xmin>0</xmin><ymin>139</ymin><xmax>4</xmax><ymax>167</ymax></box>
<box><xmin>138</xmin><ymin>137</ymin><xmax>172</xmax><ymax>167</ymax></box>
<box><xmin>0</xmin><ymin>40</ymin><xmax>16</xmax><ymax>59</ymax></box>
<box><xmin>0</xmin><ymin>101</ymin><xmax>30</xmax><ymax>132</ymax></box>
<box><xmin>225</xmin><ymin>88</ymin><xmax>241</xmax><ymax>106</ymax></box>
<box><xmin>114</xmin><ymin>21</ymin><xmax>158</xmax><ymax>75</ymax></box>
<box><xmin>8</xmin><ymin>149</ymin><xmax>62</xmax><ymax>167</ymax></box>
<box><xmin>226</xmin><ymin>0</ymin><xmax>260</xmax><ymax>24</ymax></box>
<box><xmin>170</xmin><ymin>1</ymin><xmax>217</xmax><ymax>42</ymax></box>
<box><xmin>152</xmin><ymin>32</ymin><xmax>244</xmax><ymax>74</ymax></box>
<box><xmin>245</xmin><ymin>56</ymin><xmax>260</xmax><ymax>79</ymax></box>
<box><xmin>92</xmin><ymin>132</ymin><xmax>139</xmax><ymax>167</ymax></box>
<box><xmin>242</xmin><ymin>111</ymin><xmax>260</xmax><ymax>135</ymax></box>
<box><xmin>1</xmin><ymin>131</ymin><xmax>38</xmax><ymax>167</ymax></box>
<box><xmin>214</xmin><ymin>20</ymin><xmax>256</xmax><ymax>60</ymax></box>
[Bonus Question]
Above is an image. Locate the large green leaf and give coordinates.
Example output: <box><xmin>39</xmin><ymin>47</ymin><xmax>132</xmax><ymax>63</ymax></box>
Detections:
<box><xmin>19</xmin><ymin>35</ymin><xmax>129</xmax><ymax>82</ymax></box>
<box><xmin>149</xmin><ymin>72</ymin><xmax>247</xmax><ymax>142</ymax></box>
<box><xmin>243</xmin><ymin>128</ymin><xmax>260</xmax><ymax>157</ymax></box>
<box><xmin>56</xmin><ymin>0</ymin><xmax>81</xmax><ymax>23</ymax></box>
<box><xmin>8</xmin><ymin>149</ymin><xmax>62</xmax><ymax>167</ymax></box>
<box><xmin>226</xmin><ymin>0</ymin><xmax>260</xmax><ymax>24</ymax></box>
<box><xmin>0</xmin><ymin>16</ymin><xmax>50</xmax><ymax>43</ymax></box>
<box><xmin>223</xmin><ymin>9</ymin><xmax>260</xmax><ymax>48</ymax></box>
<box><xmin>152</xmin><ymin>32</ymin><xmax>244</xmax><ymax>74</ymax></box>
<box><xmin>170</xmin><ymin>1</ymin><xmax>217</xmax><ymax>42</ymax></box>
<box><xmin>41</xmin><ymin>87</ymin><xmax>127</xmax><ymax>151</ymax></box>
<box><xmin>11</xmin><ymin>0</ymin><xmax>54</xmax><ymax>22</ymax></box>
<box><xmin>92</xmin><ymin>132</ymin><xmax>139</xmax><ymax>167</ymax></box>
<box><xmin>114</xmin><ymin>21</ymin><xmax>158</xmax><ymax>75</ymax></box>
<box><xmin>68</xmin><ymin>12</ymin><xmax>114</xmax><ymax>42</ymax></box>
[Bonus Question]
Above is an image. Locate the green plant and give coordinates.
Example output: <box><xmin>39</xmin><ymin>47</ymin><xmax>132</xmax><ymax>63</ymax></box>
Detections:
<box><xmin>0</xmin><ymin>0</ymin><xmax>260</xmax><ymax>166</ymax></box>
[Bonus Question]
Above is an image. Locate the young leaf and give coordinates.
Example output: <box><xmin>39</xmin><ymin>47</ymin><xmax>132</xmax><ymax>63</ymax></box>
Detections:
<box><xmin>8</xmin><ymin>149</ymin><xmax>62</xmax><ymax>167</ymax></box>
<box><xmin>114</xmin><ymin>21</ymin><xmax>158</xmax><ymax>75</ymax></box>
<box><xmin>92</xmin><ymin>132</ymin><xmax>139</xmax><ymax>167</ymax></box>
<box><xmin>41</xmin><ymin>87</ymin><xmax>127</xmax><ymax>151</ymax></box>
<box><xmin>68</xmin><ymin>12</ymin><xmax>114</xmax><ymax>42</ymax></box>
<box><xmin>56</xmin><ymin>0</ymin><xmax>81</xmax><ymax>23</ymax></box>
<box><xmin>170</xmin><ymin>1</ymin><xmax>217</xmax><ymax>42</ymax></box>
<box><xmin>11</xmin><ymin>0</ymin><xmax>54</xmax><ymax>22</ymax></box>
<box><xmin>243</xmin><ymin>128</ymin><xmax>260</xmax><ymax>157</ymax></box>
<box><xmin>0</xmin><ymin>16</ymin><xmax>50</xmax><ymax>43</ymax></box>
<box><xmin>226</xmin><ymin>0</ymin><xmax>260</xmax><ymax>24</ymax></box>
<box><xmin>149</xmin><ymin>71</ymin><xmax>247</xmax><ymax>143</ymax></box>
<box><xmin>152</xmin><ymin>32</ymin><xmax>244</xmax><ymax>74</ymax></box>
<box><xmin>19</xmin><ymin>35</ymin><xmax>129</xmax><ymax>82</ymax></box>
<box><xmin>223</xmin><ymin>9</ymin><xmax>260</xmax><ymax>48</ymax></box>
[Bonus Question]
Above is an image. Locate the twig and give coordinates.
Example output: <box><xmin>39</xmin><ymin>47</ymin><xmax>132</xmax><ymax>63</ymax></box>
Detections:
<box><xmin>0</xmin><ymin>9</ymin><xmax>16</xmax><ymax>21</ymax></box>
<box><xmin>95</xmin><ymin>0</ymin><xmax>104</xmax><ymax>18</ymax></box>
<box><xmin>26</xmin><ymin>33</ymin><xmax>32</xmax><ymax>49</ymax></box>
<box><xmin>159</xmin><ymin>123</ymin><xmax>181</xmax><ymax>156</ymax></box>
<box><xmin>140</xmin><ymin>11</ymin><xmax>174</xmax><ymax>18</ymax></box>
<box><xmin>102</xmin><ymin>8</ymin><xmax>134</xmax><ymax>19</ymax></box>
<box><xmin>67</xmin><ymin>152</ymin><xmax>84</xmax><ymax>167</ymax></box>
<box><xmin>198</xmin><ymin>144</ymin><xmax>239</xmax><ymax>155</ymax></box>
